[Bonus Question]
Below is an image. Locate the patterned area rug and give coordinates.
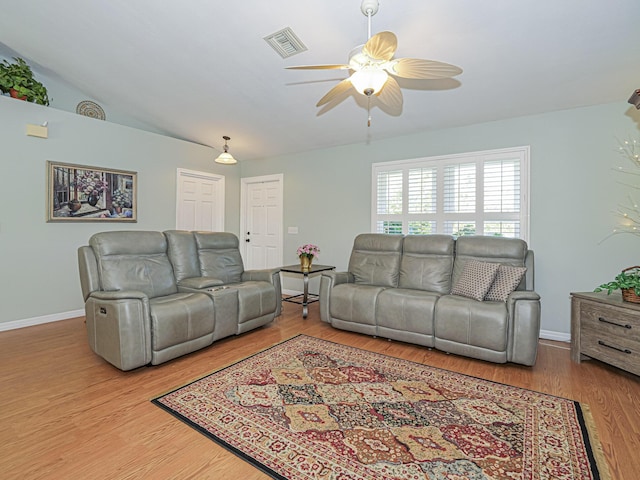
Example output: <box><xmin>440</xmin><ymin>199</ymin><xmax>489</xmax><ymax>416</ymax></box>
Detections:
<box><xmin>152</xmin><ymin>335</ymin><xmax>609</xmax><ymax>480</ymax></box>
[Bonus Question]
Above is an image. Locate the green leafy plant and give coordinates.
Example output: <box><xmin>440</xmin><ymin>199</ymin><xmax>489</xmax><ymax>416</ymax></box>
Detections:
<box><xmin>595</xmin><ymin>267</ymin><xmax>640</xmax><ymax>295</ymax></box>
<box><xmin>0</xmin><ymin>57</ymin><xmax>50</xmax><ymax>105</ymax></box>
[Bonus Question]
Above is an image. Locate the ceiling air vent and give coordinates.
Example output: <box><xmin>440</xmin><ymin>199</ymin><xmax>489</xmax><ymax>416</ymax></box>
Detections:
<box><xmin>264</xmin><ymin>27</ymin><xmax>307</xmax><ymax>59</ymax></box>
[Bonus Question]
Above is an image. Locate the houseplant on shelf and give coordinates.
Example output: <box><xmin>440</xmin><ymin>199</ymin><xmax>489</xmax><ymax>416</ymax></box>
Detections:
<box><xmin>0</xmin><ymin>57</ymin><xmax>50</xmax><ymax>105</ymax></box>
<box><xmin>595</xmin><ymin>266</ymin><xmax>640</xmax><ymax>303</ymax></box>
<box><xmin>297</xmin><ymin>244</ymin><xmax>320</xmax><ymax>272</ymax></box>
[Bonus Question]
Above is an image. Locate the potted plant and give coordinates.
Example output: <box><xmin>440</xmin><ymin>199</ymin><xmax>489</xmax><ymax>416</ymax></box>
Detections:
<box><xmin>297</xmin><ymin>244</ymin><xmax>320</xmax><ymax>272</ymax></box>
<box><xmin>0</xmin><ymin>57</ymin><xmax>50</xmax><ymax>105</ymax></box>
<box><xmin>595</xmin><ymin>266</ymin><xmax>640</xmax><ymax>303</ymax></box>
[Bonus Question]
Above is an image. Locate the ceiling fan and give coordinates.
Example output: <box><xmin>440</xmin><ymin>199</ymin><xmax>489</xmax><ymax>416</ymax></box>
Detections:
<box><xmin>287</xmin><ymin>0</ymin><xmax>462</xmax><ymax>126</ymax></box>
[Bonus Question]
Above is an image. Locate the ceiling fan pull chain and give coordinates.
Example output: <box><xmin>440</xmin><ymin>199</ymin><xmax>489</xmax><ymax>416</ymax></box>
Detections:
<box><xmin>367</xmin><ymin>95</ymin><xmax>372</xmax><ymax>127</ymax></box>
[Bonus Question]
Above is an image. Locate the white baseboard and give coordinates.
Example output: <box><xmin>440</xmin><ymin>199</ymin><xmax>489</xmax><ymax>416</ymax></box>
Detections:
<box><xmin>0</xmin><ymin>309</ymin><xmax>85</xmax><ymax>332</ymax></box>
<box><xmin>539</xmin><ymin>329</ymin><xmax>570</xmax><ymax>342</ymax></box>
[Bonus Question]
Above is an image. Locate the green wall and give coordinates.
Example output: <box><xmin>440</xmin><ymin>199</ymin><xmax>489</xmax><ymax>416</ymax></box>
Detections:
<box><xmin>241</xmin><ymin>102</ymin><xmax>640</xmax><ymax>338</ymax></box>
<box><xmin>2</xmin><ymin>94</ymin><xmax>638</xmax><ymax>338</ymax></box>
<box><xmin>0</xmin><ymin>96</ymin><xmax>240</xmax><ymax>328</ymax></box>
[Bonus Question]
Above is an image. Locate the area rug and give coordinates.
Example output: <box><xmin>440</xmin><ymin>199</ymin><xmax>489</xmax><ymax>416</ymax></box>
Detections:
<box><xmin>152</xmin><ymin>335</ymin><xmax>609</xmax><ymax>480</ymax></box>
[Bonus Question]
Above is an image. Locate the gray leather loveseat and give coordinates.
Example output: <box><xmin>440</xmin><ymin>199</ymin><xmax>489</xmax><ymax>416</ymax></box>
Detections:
<box><xmin>78</xmin><ymin>230</ymin><xmax>281</xmax><ymax>370</ymax></box>
<box><xmin>319</xmin><ymin>234</ymin><xmax>541</xmax><ymax>365</ymax></box>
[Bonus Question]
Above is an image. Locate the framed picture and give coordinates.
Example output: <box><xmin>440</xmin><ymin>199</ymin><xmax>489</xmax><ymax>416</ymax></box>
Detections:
<box><xmin>46</xmin><ymin>161</ymin><xmax>137</xmax><ymax>222</ymax></box>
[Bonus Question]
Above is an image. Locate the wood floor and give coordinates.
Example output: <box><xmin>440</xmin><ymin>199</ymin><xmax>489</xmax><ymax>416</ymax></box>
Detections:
<box><xmin>1</xmin><ymin>301</ymin><xmax>639</xmax><ymax>479</ymax></box>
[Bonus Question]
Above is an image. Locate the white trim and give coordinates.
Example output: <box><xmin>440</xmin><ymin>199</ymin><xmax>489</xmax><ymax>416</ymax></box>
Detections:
<box><xmin>0</xmin><ymin>309</ymin><xmax>84</xmax><ymax>332</ymax></box>
<box><xmin>539</xmin><ymin>329</ymin><xmax>570</xmax><ymax>342</ymax></box>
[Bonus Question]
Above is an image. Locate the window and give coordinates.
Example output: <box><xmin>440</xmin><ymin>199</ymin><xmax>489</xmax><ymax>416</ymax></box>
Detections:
<box><xmin>372</xmin><ymin>147</ymin><xmax>529</xmax><ymax>241</ymax></box>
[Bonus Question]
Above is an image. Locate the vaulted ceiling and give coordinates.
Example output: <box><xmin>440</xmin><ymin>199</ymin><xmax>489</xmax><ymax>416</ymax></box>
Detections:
<box><xmin>2</xmin><ymin>1</ymin><xmax>640</xmax><ymax>160</ymax></box>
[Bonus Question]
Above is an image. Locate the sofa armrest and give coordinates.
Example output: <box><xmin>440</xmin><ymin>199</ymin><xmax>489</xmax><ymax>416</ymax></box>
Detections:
<box><xmin>319</xmin><ymin>271</ymin><xmax>353</xmax><ymax>323</ymax></box>
<box><xmin>177</xmin><ymin>277</ymin><xmax>225</xmax><ymax>290</ymax></box>
<box><xmin>84</xmin><ymin>290</ymin><xmax>152</xmax><ymax>371</ymax></box>
<box><xmin>322</xmin><ymin>271</ymin><xmax>353</xmax><ymax>286</ymax></box>
<box><xmin>89</xmin><ymin>289</ymin><xmax>148</xmax><ymax>301</ymax></box>
<box><xmin>242</xmin><ymin>268</ymin><xmax>280</xmax><ymax>283</ymax></box>
<box><xmin>243</xmin><ymin>268</ymin><xmax>282</xmax><ymax>316</ymax></box>
<box><xmin>506</xmin><ymin>290</ymin><xmax>541</xmax><ymax>366</ymax></box>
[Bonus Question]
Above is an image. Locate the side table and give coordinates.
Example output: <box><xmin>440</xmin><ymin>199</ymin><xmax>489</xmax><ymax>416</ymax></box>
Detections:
<box><xmin>570</xmin><ymin>291</ymin><xmax>640</xmax><ymax>376</ymax></box>
<box><xmin>280</xmin><ymin>264</ymin><xmax>335</xmax><ymax>318</ymax></box>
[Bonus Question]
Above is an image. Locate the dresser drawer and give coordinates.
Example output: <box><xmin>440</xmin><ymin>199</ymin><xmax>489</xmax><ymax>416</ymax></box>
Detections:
<box><xmin>580</xmin><ymin>302</ymin><xmax>640</xmax><ymax>343</ymax></box>
<box><xmin>580</xmin><ymin>300</ymin><xmax>640</xmax><ymax>375</ymax></box>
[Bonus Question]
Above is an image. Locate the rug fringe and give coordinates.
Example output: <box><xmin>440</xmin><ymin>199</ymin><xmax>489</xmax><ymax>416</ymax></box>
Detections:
<box><xmin>580</xmin><ymin>403</ymin><xmax>612</xmax><ymax>480</ymax></box>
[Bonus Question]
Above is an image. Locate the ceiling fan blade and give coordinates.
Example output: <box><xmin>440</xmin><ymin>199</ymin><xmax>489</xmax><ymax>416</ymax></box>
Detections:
<box><xmin>376</xmin><ymin>76</ymin><xmax>403</xmax><ymax>110</ymax></box>
<box><xmin>363</xmin><ymin>31</ymin><xmax>397</xmax><ymax>61</ymax></box>
<box><xmin>389</xmin><ymin>58</ymin><xmax>463</xmax><ymax>79</ymax></box>
<box><xmin>286</xmin><ymin>64</ymin><xmax>350</xmax><ymax>70</ymax></box>
<box><xmin>316</xmin><ymin>78</ymin><xmax>354</xmax><ymax>107</ymax></box>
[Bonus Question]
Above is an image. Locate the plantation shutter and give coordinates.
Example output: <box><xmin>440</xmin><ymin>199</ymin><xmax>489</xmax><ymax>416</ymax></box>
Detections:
<box><xmin>372</xmin><ymin>147</ymin><xmax>529</xmax><ymax>241</ymax></box>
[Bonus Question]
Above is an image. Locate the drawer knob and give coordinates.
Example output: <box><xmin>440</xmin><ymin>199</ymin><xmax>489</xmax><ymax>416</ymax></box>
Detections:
<box><xmin>598</xmin><ymin>340</ymin><xmax>632</xmax><ymax>354</ymax></box>
<box><xmin>598</xmin><ymin>317</ymin><xmax>632</xmax><ymax>329</ymax></box>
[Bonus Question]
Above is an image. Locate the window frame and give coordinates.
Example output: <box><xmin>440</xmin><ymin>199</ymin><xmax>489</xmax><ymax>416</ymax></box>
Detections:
<box><xmin>371</xmin><ymin>146</ymin><xmax>530</xmax><ymax>243</ymax></box>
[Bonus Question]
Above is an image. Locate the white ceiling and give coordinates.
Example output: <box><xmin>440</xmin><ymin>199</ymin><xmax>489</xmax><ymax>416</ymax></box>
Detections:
<box><xmin>2</xmin><ymin>0</ymin><xmax>640</xmax><ymax>161</ymax></box>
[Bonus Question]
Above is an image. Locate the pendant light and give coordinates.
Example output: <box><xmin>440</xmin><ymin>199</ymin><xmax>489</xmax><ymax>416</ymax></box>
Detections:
<box><xmin>214</xmin><ymin>135</ymin><xmax>237</xmax><ymax>165</ymax></box>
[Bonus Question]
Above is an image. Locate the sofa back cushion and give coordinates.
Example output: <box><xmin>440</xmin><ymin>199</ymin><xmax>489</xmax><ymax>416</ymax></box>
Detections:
<box><xmin>89</xmin><ymin>231</ymin><xmax>178</xmax><ymax>298</ymax></box>
<box><xmin>399</xmin><ymin>235</ymin><xmax>455</xmax><ymax>293</ymax></box>
<box><xmin>194</xmin><ymin>232</ymin><xmax>244</xmax><ymax>283</ymax></box>
<box><xmin>348</xmin><ymin>234</ymin><xmax>403</xmax><ymax>287</ymax></box>
<box><xmin>453</xmin><ymin>236</ymin><xmax>530</xmax><ymax>291</ymax></box>
<box><xmin>164</xmin><ymin>230</ymin><xmax>201</xmax><ymax>282</ymax></box>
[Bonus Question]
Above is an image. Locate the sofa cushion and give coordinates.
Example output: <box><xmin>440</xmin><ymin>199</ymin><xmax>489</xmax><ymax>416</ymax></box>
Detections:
<box><xmin>399</xmin><ymin>235</ymin><xmax>454</xmax><ymax>293</ymax></box>
<box><xmin>434</xmin><ymin>295</ymin><xmax>508</xmax><ymax>352</ymax></box>
<box><xmin>452</xmin><ymin>236</ymin><xmax>527</xmax><ymax>289</ymax></box>
<box><xmin>348</xmin><ymin>234</ymin><xmax>403</xmax><ymax>287</ymax></box>
<box><xmin>194</xmin><ymin>232</ymin><xmax>244</xmax><ymax>283</ymax></box>
<box><xmin>149</xmin><ymin>292</ymin><xmax>214</xmax><ymax>351</ymax></box>
<box><xmin>330</xmin><ymin>283</ymin><xmax>387</xmax><ymax>325</ymax></box>
<box><xmin>485</xmin><ymin>265</ymin><xmax>527</xmax><ymax>302</ymax></box>
<box><xmin>451</xmin><ymin>260</ymin><xmax>499</xmax><ymax>301</ymax></box>
<box><xmin>235</xmin><ymin>281</ymin><xmax>277</xmax><ymax>324</ymax></box>
<box><xmin>90</xmin><ymin>231</ymin><xmax>178</xmax><ymax>299</ymax></box>
<box><xmin>376</xmin><ymin>288</ymin><xmax>439</xmax><ymax>337</ymax></box>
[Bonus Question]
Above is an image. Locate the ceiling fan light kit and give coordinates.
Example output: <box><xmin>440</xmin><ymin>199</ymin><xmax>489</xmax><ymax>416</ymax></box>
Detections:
<box><xmin>214</xmin><ymin>135</ymin><xmax>237</xmax><ymax>165</ymax></box>
<box><xmin>287</xmin><ymin>0</ymin><xmax>462</xmax><ymax>126</ymax></box>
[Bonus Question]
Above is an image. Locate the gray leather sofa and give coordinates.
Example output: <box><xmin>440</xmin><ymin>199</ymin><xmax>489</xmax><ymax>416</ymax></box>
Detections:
<box><xmin>319</xmin><ymin>234</ymin><xmax>541</xmax><ymax>365</ymax></box>
<box><xmin>78</xmin><ymin>230</ymin><xmax>281</xmax><ymax>371</ymax></box>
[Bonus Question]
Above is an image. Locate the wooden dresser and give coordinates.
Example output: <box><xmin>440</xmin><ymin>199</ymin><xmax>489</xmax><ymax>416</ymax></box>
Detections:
<box><xmin>570</xmin><ymin>291</ymin><xmax>640</xmax><ymax>376</ymax></box>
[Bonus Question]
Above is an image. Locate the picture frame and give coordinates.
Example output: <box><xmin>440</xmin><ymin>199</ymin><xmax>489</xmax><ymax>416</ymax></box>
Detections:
<box><xmin>46</xmin><ymin>161</ymin><xmax>137</xmax><ymax>222</ymax></box>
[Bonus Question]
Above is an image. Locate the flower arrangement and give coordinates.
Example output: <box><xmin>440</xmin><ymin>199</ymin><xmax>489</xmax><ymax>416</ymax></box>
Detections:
<box><xmin>75</xmin><ymin>171</ymin><xmax>108</xmax><ymax>197</ymax></box>
<box><xmin>297</xmin><ymin>244</ymin><xmax>320</xmax><ymax>259</ymax></box>
<box><xmin>111</xmin><ymin>189</ymin><xmax>132</xmax><ymax>208</ymax></box>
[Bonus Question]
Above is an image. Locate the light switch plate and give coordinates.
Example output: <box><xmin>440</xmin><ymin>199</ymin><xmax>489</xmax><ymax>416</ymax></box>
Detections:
<box><xmin>26</xmin><ymin>124</ymin><xmax>48</xmax><ymax>138</ymax></box>
<box><xmin>288</xmin><ymin>226</ymin><xmax>298</xmax><ymax>234</ymax></box>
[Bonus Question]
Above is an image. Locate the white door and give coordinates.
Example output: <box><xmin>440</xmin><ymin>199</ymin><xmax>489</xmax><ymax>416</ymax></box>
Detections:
<box><xmin>240</xmin><ymin>174</ymin><xmax>283</xmax><ymax>269</ymax></box>
<box><xmin>176</xmin><ymin>168</ymin><xmax>225</xmax><ymax>231</ymax></box>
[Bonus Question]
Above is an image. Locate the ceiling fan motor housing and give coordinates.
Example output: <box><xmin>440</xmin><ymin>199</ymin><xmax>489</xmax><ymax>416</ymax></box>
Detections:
<box><xmin>361</xmin><ymin>0</ymin><xmax>379</xmax><ymax>16</ymax></box>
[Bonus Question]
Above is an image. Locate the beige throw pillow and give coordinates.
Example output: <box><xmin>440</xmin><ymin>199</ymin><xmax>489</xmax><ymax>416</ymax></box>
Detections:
<box><xmin>451</xmin><ymin>260</ymin><xmax>500</xmax><ymax>301</ymax></box>
<box><xmin>485</xmin><ymin>265</ymin><xmax>527</xmax><ymax>302</ymax></box>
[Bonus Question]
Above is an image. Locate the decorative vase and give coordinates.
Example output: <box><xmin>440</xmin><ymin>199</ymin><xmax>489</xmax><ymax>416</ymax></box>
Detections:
<box><xmin>300</xmin><ymin>255</ymin><xmax>312</xmax><ymax>272</ymax></box>
<box><xmin>69</xmin><ymin>199</ymin><xmax>81</xmax><ymax>212</ymax></box>
<box><xmin>87</xmin><ymin>193</ymin><xmax>99</xmax><ymax>207</ymax></box>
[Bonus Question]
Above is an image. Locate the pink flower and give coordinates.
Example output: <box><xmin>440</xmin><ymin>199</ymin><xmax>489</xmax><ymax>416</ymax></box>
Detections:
<box><xmin>297</xmin><ymin>244</ymin><xmax>320</xmax><ymax>259</ymax></box>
